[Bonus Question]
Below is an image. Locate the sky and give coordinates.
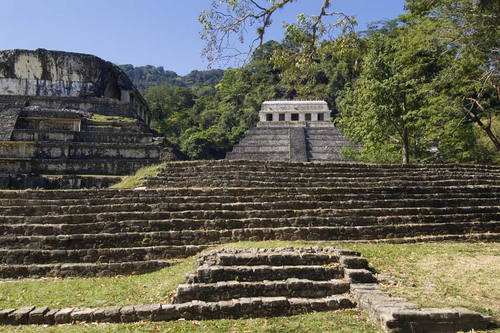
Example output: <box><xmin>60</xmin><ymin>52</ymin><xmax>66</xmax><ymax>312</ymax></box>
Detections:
<box><xmin>0</xmin><ymin>0</ymin><xmax>407</xmax><ymax>75</ymax></box>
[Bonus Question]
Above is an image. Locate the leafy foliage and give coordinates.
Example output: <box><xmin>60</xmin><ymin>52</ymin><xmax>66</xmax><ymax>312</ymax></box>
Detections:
<box><xmin>133</xmin><ymin>0</ymin><xmax>498</xmax><ymax>164</ymax></box>
<box><xmin>119</xmin><ymin>64</ymin><xmax>224</xmax><ymax>90</ymax></box>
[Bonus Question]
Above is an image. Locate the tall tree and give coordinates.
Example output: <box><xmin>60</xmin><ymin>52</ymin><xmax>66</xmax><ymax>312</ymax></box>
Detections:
<box><xmin>338</xmin><ymin>19</ymin><xmax>450</xmax><ymax>164</ymax></box>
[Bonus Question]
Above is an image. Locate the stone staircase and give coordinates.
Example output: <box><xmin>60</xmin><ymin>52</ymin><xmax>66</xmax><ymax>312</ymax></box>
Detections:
<box><xmin>0</xmin><ymin>247</ymin><xmax>493</xmax><ymax>332</ymax></box>
<box><xmin>0</xmin><ymin>160</ymin><xmax>499</xmax><ymax>278</ymax></box>
<box><xmin>172</xmin><ymin>247</ymin><xmax>356</xmax><ymax>316</ymax></box>
<box><xmin>226</xmin><ymin>125</ymin><xmax>357</xmax><ymax>162</ymax></box>
<box><xmin>225</xmin><ymin>128</ymin><xmax>291</xmax><ymax>161</ymax></box>
<box><xmin>305</xmin><ymin>127</ymin><xmax>359</xmax><ymax>161</ymax></box>
<box><xmin>0</xmin><ymin>108</ymin><xmax>171</xmax><ymax>189</ymax></box>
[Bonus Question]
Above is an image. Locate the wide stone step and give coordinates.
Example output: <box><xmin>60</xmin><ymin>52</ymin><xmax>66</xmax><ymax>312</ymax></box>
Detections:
<box><xmin>3</xmin><ymin>211</ymin><xmax>499</xmax><ymax>235</ymax></box>
<box><xmin>2</xmin><ymin>206</ymin><xmax>499</xmax><ymax>224</ymax></box>
<box><xmin>151</xmin><ymin>167</ymin><xmax>500</xmax><ymax>177</ymax></box>
<box><xmin>306</xmin><ymin>135</ymin><xmax>352</xmax><ymax>141</ymax></box>
<box><xmin>0</xmin><ymin>295</ymin><xmax>356</xmax><ymax>324</ymax></box>
<box><xmin>225</xmin><ymin>152</ymin><xmax>290</xmax><ymax>161</ymax></box>
<box><xmin>150</xmin><ymin>169</ymin><xmax>500</xmax><ymax>180</ymax></box>
<box><xmin>246</xmin><ymin>128</ymin><xmax>290</xmax><ymax>135</ymax></box>
<box><xmin>188</xmin><ymin>265</ymin><xmax>345</xmax><ymax>283</ymax></box>
<box><xmin>144</xmin><ymin>178</ymin><xmax>500</xmax><ymax>189</ymax></box>
<box><xmin>239</xmin><ymin>139</ymin><xmax>289</xmax><ymax>145</ymax></box>
<box><xmin>1</xmin><ymin>184</ymin><xmax>498</xmax><ymax>200</ymax></box>
<box><xmin>0</xmin><ymin>245</ymin><xmax>208</xmax><ymax>265</ymax></box>
<box><xmin>0</xmin><ymin>158</ymin><xmax>159</xmax><ymax>175</ymax></box>
<box><xmin>1</xmin><ymin>191</ymin><xmax>499</xmax><ymax>208</ymax></box>
<box><xmin>308</xmin><ymin>153</ymin><xmax>344</xmax><ymax>161</ymax></box>
<box><xmin>230</xmin><ymin>146</ymin><xmax>289</xmax><ymax>153</ymax></box>
<box><xmin>213</xmin><ymin>252</ymin><xmax>341</xmax><ymax>266</ymax></box>
<box><xmin>0</xmin><ymin>174</ymin><xmax>121</xmax><ymax>190</ymax></box>
<box><xmin>307</xmin><ymin>141</ymin><xmax>354</xmax><ymax>150</ymax></box>
<box><xmin>173</xmin><ymin>279</ymin><xmax>350</xmax><ymax>303</ymax></box>
<box><xmin>1</xmin><ymin>221</ymin><xmax>497</xmax><ymax>249</ymax></box>
<box><xmin>11</xmin><ymin>129</ymin><xmax>154</xmax><ymax>144</ymax></box>
<box><xmin>0</xmin><ymin>259</ymin><xmax>177</xmax><ymax>279</ymax></box>
<box><xmin>362</xmin><ymin>232</ymin><xmax>500</xmax><ymax>244</ymax></box>
<box><xmin>0</xmin><ymin>142</ymin><xmax>160</xmax><ymax>160</ymax></box>
<box><xmin>1</xmin><ymin>197</ymin><xmax>499</xmax><ymax>216</ymax></box>
<box><xmin>154</xmin><ymin>160</ymin><xmax>500</xmax><ymax>172</ymax></box>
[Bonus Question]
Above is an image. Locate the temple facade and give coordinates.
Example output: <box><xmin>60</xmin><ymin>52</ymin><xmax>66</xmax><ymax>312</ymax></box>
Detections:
<box><xmin>258</xmin><ymin>100</ymin><xmax>332</xmax><ymax>125</ymax></box>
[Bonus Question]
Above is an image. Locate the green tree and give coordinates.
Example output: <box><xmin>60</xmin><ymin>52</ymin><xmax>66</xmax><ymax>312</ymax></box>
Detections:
<box><xmin>338</xmin><ymin>19</ymin><xmax>451</xmax><ymax>164</ymax></box>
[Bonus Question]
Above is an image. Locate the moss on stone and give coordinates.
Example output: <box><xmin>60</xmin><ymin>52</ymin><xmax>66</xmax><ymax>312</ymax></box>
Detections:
<box><xmin>90</xmin><ymin>114</ymin><xmax>137</xmax><ymax>123</ymax></box>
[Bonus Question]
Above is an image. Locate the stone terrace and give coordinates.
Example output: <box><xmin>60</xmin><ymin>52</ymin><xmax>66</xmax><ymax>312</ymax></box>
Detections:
<box><xmin>0</xmin><ymin>160</ymin><xmax>499</xmax><ymax>279</ymax></box>
<box><xmin>0</xmin><ymin>247</ymin><xmax>493</xmax><ymax>332</ymax></box>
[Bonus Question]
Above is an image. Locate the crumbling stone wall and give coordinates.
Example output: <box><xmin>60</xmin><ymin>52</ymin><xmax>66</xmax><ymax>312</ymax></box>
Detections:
<box><xmin>0</xmin><ymin>105</ymin><xmax>20</xmax><ymax>141</ymax></box>
<box><xmin>0</xmin><ymin>49</ymin><xmax>151</xmax><ymax>125</ymax></box>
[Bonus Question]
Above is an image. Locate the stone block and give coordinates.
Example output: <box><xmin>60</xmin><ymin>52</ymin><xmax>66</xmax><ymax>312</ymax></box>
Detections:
<box><xmin>92</xmin><ymin>306</ymin><xmax>122</xmax><ymax>323</ymax></box>
<box><xmin>0</xmin><ymin>309</ymin><xmax>16</xmax><ymax>324</ymax></box>
<box><xmin>28</xmin><ymin>307</ymin><xmax>50</xmax><ymax>324</ymax></box>
<box><xmin>153</xmin><ymin>304</ymin><xmax>179</xmax><ymax>322</ymax></box>
<box><xmin>345</xmin><ymin>269</ymin><xmax>377</xmax><ymax>283</ymax></box>
<box><xmin>54</xmin><ymin>308</ymin><xmax>75</xmax><ymax>324</ymax></box>
<box><xmin>9</xmin><ymin>306</ymin><xmax>35</xmax><ymax>325</ymax></box>
<box><xmin>71</xmin><ymin>308</ymin><xmax>94</xmax><ymax>322</ymax></box>
<box><xmin>341</xmin><ymin>256</ymin><xmax>368</xmax><ymax>269</ymax></box>
<box><xmin>43</xmin><ymin>309</ymin><xmax>58</xmax><ymax>325</ymax></box>
<box><xmin>392</xmin><ymin>309</ymin><xmax>430</xmax><ymax>321</ymax></box>
<box><xmin>134</xmin><ymin>304</ymin><xmax>161</xmax><ymax>321</ymax></box>
<box><xmin>119</xmin><ymin>306</ymin><xmax>137</xmax><ymax>323</ymax></box>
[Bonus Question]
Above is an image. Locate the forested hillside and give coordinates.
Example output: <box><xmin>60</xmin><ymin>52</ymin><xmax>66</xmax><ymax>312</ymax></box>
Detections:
<box><xmin>136</xmin><ymin>0</ymin><xmax>499</xmax><ymax>164</ymax></box>
<box><xmin>119</xmin><ymin>65</ymin><xmax>224</xmax><ymax>89</ymax></box>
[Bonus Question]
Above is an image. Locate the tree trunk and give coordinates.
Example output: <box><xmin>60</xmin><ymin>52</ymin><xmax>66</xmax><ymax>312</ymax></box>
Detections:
<box><xmin>401</xmin><ymin>127</ymin><xmax>410</xmax><ymax>165</ymax></box>
<box><xmin>466</xmin><ymin>109</ymin><xmax>500</xmax><ymax>152</ymax></box>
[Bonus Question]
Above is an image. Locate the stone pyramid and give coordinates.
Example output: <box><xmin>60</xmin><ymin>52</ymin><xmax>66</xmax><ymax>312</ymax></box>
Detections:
<box><xmin>226</xmin><ymin>100</ymin><xmax>358</xmax><ymax>162</ymax></box>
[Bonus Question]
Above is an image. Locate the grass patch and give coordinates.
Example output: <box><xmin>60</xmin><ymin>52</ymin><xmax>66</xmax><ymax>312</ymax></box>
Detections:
<box><xmin>0</xmin><ymin>257</ymin><xmax>196</xmax><ymax>309</ymax></box>
<box><xmin>0</xmin><ymin>241</ymin><xmax>498</xmax><ymax>332</ymax></box>
<box><xmin>90</xmin><ymin>114</ymin><xmax>137</xmax><ymax>123</ymax></box>
<box><xmin>110</xmin><ymin>164</ymin><xmax>163</xmax><ymax>189</ymax></box>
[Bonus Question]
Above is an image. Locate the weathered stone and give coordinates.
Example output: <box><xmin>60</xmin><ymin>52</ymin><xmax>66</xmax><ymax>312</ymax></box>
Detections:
<box><xmin>43</xmin><ymin>309</ymin><xmax>58</xmax><ymax>325</ymax></box>
<box><xmin>134</xmin><ymin>304</ymin><xmax>161</xmax><ymax>321</ymax></box>
<box><xmin>0</xmin><ymin>309</ymin><xmax>16</xmax><ymax>324</ymax></box>
<box><xmin>153</xmin><ymin>304</ymin><xmax>179</xmax><ymax>321</ymax></box>
<box><xmin>71</xmin><ymin>308</ymin><xmax>94</xmax><ymax>322</ymax></box>
<box><xmin>28</xmin><ymin>307</ymin><xmax>50</xmax><ymax>324</ymax></box>
<box><xmin>54</xmin><ymin>308</ymin><xmax>75</xmax><ymax>324</ymax></box>
<box><xmin>119</xmin><ymin>306</ymin><xmax>137</xmax><ymax>323</ymax></box>
<box><xmin>9</xmin><ymin>306</ymin><xmax>35</xmax><ymax>325</ymax></box>
<box><xmin>92</xmin><ymin>306</ymin><xmax>121</xmax><ymax>323</ymax></box>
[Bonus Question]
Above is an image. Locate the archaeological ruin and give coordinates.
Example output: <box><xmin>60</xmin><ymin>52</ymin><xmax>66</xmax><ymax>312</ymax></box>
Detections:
<box><xmin>226</xmin><ymin>100</ymin><xmax>358</xmax><ymax>162</ymax></box>
<box><xmin>0</xmin><ymin>49</ymin><xmax>180</xmax><ymax>189</ymax></box>
<box><xmin>0</xmin><ymin>49</ymin><xmax>498</xmax><ymax>333</ymax></box>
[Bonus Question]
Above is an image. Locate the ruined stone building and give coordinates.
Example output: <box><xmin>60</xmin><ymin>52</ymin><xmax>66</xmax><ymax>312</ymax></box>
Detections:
<box><xmin>0</xmin><ymin>49</ymin><xmax>178</xmax><ymax>189</ymax></box>
<box><xmin>226</xmin><ymin>100</ymin><xmax>358</xmax><ymax>161</ymax></box>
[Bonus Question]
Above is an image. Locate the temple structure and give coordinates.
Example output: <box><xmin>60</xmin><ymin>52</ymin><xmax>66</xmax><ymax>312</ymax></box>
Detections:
<box><xmin>226</xmin><ymin>100</ymin><xmax>358</xmax><ymax>162</ymax></box>
<box><xmin>0</xmin><ymin>49</ymin><xmax>181</xmax><ymax>189</ymax></box>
